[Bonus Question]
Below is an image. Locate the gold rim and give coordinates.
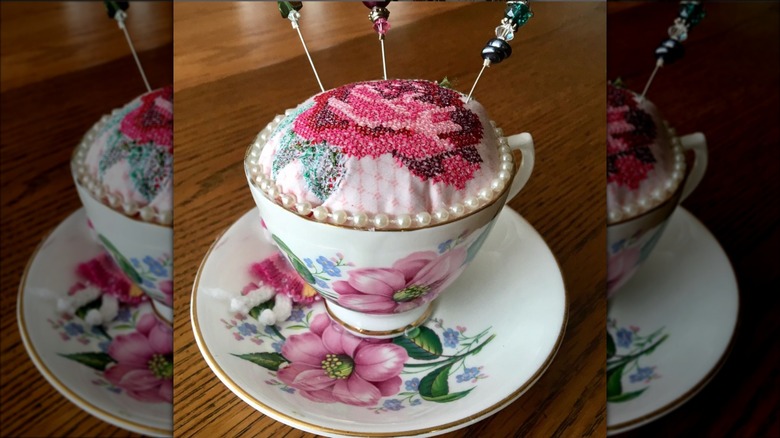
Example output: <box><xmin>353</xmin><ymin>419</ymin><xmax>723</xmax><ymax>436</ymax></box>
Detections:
<box><xmin>323</xmin><ymin>301</ymin><xmax>433</xmax><ymax>337</ymax></box>
<box><xmin>190</xmin><ymin>209</ymin><xmax>569</xmax><ymax>436</ymax></box>
<box><xmin>16</xmin><ymin>218</ymin><xmax>171</xmax><ymax>437</ymax></box>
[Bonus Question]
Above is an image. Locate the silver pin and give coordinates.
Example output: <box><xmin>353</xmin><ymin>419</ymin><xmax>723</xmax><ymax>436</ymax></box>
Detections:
<box><xmin>113</xmin><ymin>10</ymin><xmax>151</xmax><ymax>92</ymax></box>
<box><xmin>466</xmin><ymin>60</ymin><xmax>490</xmax><ymax>103</ymax></box>
<box><xmin>287</xmin><ymin>10</ymin><xmax>325</xmax><ymax>93</ymax></box>
<box><xmin>640</xmin><ymin>59</ymin><xmax>663</xmax><ymax>101</ymax></box>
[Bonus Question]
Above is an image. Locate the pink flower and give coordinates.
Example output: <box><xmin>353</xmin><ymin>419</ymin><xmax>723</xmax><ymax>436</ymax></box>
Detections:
<box><xmin>333</xmin><ymin>248</ymin><xmax>467</xmax><ymax>314</ymax></box>
<box><xmin>277</xmin><ymin>314</ymin><xmax>408</xmax><ymax>406</ymax></box>
<box><xmin>607</xmin><ymin>247</ymin><xmax>641</xmax><ymax>297</ymax></box>
<box><xmin>104</xmin><ymin>314</ymin><xmax>172</xmax><ymax>403</ymax></box>
<box><xmin>70</xmin><ymin>253</ymin><xmax>148</xmax><ymax>305</ymax></box>
<box><xmin>120</xmin><ymin>86</ymin><xmax>173</xmax><ymax>150</ymax></box>
<box><xmin>244</xmin><ymin>253</ymin><xmax>320</xmax><ymax>304</ymax></box>
<box><xmin>293</xmin><ymin>80</ymin><xmax>483</xmax><ymax>189</ymax></box>
<box><xmin>158</xmin><ymin>280</ymin><xmax>173</xmax><ymax>307</ymax></box>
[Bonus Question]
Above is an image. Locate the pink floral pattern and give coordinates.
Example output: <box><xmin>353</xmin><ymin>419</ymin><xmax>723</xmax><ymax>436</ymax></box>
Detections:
<box><xmin>120</xmin><ymin>86</ymin><xmax>173</xmax><ymax>151</ymax></box>
<box><xmin>243</xmin><ymin>253</ymin><xmax>320</xmax><ymax>304</ymax></box>
<box><xmin>69</xmin><ymin>252</ymin><xmax>148</xmax><ymax>305</ymax></box>
<box><xmin>607</xmin><ymin>84</ymin><xmax>657</xmax><ymax>190</ymax></box>
<box><xmin>293</xmin><ymin>80</ymin><xmax>484</xmax><ymax>189</ymax></box>
<box><xmin>277</xmin><ymin>314</ymin><xmax>408</xmax><ymax>406</ymax></box>
<box><xmin>105</xmin><ymin>314</ymin><xmax>173</xmax><ymax>403</ymax></box>
<box><xmin>333</xmin><ymin>248</ymin><xmax>468</xmax><ymax>314</ymax></box>
<box><xmin>607</xmin><ymin>246</ymin><xmax>641</xmax><ymax>297</ymax></box>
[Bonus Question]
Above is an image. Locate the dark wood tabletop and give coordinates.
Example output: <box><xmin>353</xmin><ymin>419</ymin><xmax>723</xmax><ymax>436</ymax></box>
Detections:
<box><xmin>0</xmin><ymin>3</ymin><xmax>172</xmax><ymax>437</ymax></box>
<box><xmin>607</xmin><ymin>2</ymin><xmax>780</xmax><ymax>437</ymax></box>
<box><xmin>173</xmin><ymin>2</ymin><xmax>606</xmax><ymax>437</ymax></box>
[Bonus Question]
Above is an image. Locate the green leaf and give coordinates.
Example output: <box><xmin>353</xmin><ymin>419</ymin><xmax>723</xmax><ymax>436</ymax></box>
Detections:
<box><xmin>418</xmin><ymin>364</ymin><xmax>452</xmax><ymax>398</ymax></box>
<box><xmin>421</xmin><ymin>387</ymin><xmax>474</xmax><ymax>403</ymax></box>
<box><xmin>98</xmin><ymin>234</ymin><xmax>143</xmax><ymax>285</ymax></box>
<box><xmin>438</xmin><ymin>77</ymin><xmax>453</xmax><ymax>89</ymax></box>
<box><xmin>607</xmin><ymin>331</ymin><xmax>616</xmax><ymax>359</ymax></box>
<box><xmin>271</xmin><ymin>235</ymin><xmax>316</xmax><ymax>284</ymax></box>
<box><xmin>392</xmin><ymin>326</ymin><xmax>443</xmax><ymax>360</ymax></box>
<box><xmin>248</xmin><ymin>300</ymin><xmax>275</xmax><ymax>320</ymax></box>
<box><xmin>608</xmin><ymin>388</ymin><xmax>647</xmax><ymax>403</ymax></box>
<box><xmin>232</xmin><ymin>352</ymin><xmax>288</xmax><ymax>371</ymax></box>
<box><xmin>606</xmin><ymin>363</ymin><xmax>625</xmax><ymax>398</ymax></box>
<box><xmin>60</xmin><ymin>352</ymin><xmax>115</xmax><ymax>371</ymax></box>
<box><xmin>75</xmin><ymin>297</ymin><xmax>103</xmax><ymax>320</ymax></box>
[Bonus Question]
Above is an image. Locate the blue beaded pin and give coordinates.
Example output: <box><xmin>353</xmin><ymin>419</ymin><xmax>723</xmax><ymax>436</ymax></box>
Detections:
<box><xmin>279</xmin><ymin>1</ymin><xmax>325</xmax><ymax>92</ymax></box>
<box><xmin>104</xmin><ymin>1</ymin><xmax>151</xmax><ymax>92</ymax></box>
<box><xmin>363</xmin><ymin>2</ymin><xmax>391</xmax><ymax>80</ymax></box>
<box><xmin>640</xmin><ymin>1</ymin><xmax>705</xmax><ymax>100</ymax></box>
<box><xmin>466</xmin><ymin>1</ymin><xmax>533</xmax><ymax>103</ymax></box>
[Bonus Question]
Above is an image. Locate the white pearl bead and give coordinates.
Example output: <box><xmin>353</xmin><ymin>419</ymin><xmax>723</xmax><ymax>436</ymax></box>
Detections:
<box><xmin>675</xmin><ymin>162</ymin><xmax>685</xmax><ymax>171</ymax></box>
<box><xmin>434</xmin><ymin>210</ymin><xmax>449</xmax><ymax>222</ymax></box>
<box><xmin>501</xmin><ymin>153</ymin><xmax>513</xmax><ymax>162</ymax></box>
<box><xmin>374</xmin><ymin>214</ymin><xmax>389</xmax><ymax>228</ymax></box>
<box><xmin>676</xmin><ymin>153</ymin><xmax>685</xmax><ymax>163</ymax></box>
<box><xmin>637</xmin><ymin>197</ymin><xmax>650</xmax><ymax>209</ymax></box>
<box><xmin>139</xmin><ymin>207</ymin><xmax>154</xmax><ymax>222</ymax></box>
<box><xmin>464</xmin><ymin>197</ymin><xmax>479</xmax><ymax>209</ymax></box>
<box><xmin>352</xmin><ymin>213</ymin><xmax>368</xmax><ymax>227</ymax></box>
<box><xmin>478</xmin><ymin>188</ymin><xmax>492</xmax><ymax>200</ymax></box>
<box><xmin>501</xmin><ymin>162</ymin><xmax>513</xmax><ymax>172</ymax></box>
<box><xmin>258</xmin><ymin>178</ymin><xmax>268</xmax><ymax>190</ymax></box>
<box><xmin>259</xmin><ymin>133</ymin><xmax>268</xmax><ymax>141</ymax></box>
<box><xmin>491</xmin><ymin>178</ymin><xmax>504</xmax><ymax>191</ymax></box>
<box><xmin>664</xmin><ymin>179</ymin><xmax>675</xmax><ymax>190</ymax></box>
<box><xmin>280</xmin><ymin>194</ymin><xmax>294</xmax><ymax>208</ymax></box>
<box><xmin>123</xmin><ymin>203</ymin><xmax>137</xmax><ymax>215</ymax></box>
<box><xmin>158</xmin><ymin>211</ymin><xmax>172</xmax><ymax>224</ymax></box>
<box><xmin>250</xmin><ymin>150</ymin><xmax>259</xmax><ymax>157</ymax></box>
<box><xmin>331</xmin><ymin>210</ymin><xmax>347</xmax><ymax>225</ymax></box>
<box><xmin>450</xmin><ymin>204</ymin><xmax>465</xmax><ymax>216</ymax></box>
<box><xmin>296</xmin><ymin>202</ymin><xmax>311</xmax><ymax>215</ymax></box>
<box><xmin>672</xmin><ymin>170</ymin><xmax>682</xmax><ymax>181</ymax></box>
<box><xmin>498</xmin><ymin>170</ymin><xmax>511</xmax><ymax>181</ymax></box>
<box><xmin>107</xmin><ymin>194</ymin><xmax>118</xmax><ymax>207</ymax></box>
<box><xmin>652</xmin><ymin>188</ymin><xmax>664</xmax><ymax>200</ymax></box>
<box><xmin>268</xmin><ymin>186</ymin><xmax>279</xmax><ymax>198</ymax></box>
<box><xmin>312</xmin><ymin>206</ymin><xmax>328</xmax><ymax>221</ymax></box>
<box><xmin>274</xmin><ymin>115</ymin><xmax>284</xmax><ymax>123</ymax></box>
<box><xmin>416</xmin><ymin>212</ymin><xmax>431</xmax><ymax>226</ymax></box>
<box><xmin>608</xmin><ymin>210</ymin><xmax>623</xmax><ymax>222</ymax></box>
<box><xmin>396</xmin><ymin>214</ymin><xmax>412</xmax><ymax>229</ymax></box>
<box><xmin>95</xmin><ymin>186</ymin><xmax>105</xmax><ymax>198</ymax></box>
<box><xmin>499</xmin><ymin>146</ymin><xmax>510</xmax><ymax>155</ymax></box>
<box><xmin>285</xmin><ymin>108</ymin><xmax>294</xmax><ymax>115</ymax></box>
<box><xmin>623</xmin><ymin>204</ymin><xmax>638</xmax><ymax>217</ymax></box>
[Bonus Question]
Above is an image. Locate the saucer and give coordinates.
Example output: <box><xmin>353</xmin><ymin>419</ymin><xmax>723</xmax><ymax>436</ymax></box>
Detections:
<box><xmin>17</xmin><ymin>208</ymin><xmax>173</xmax><ymax>437</ymax></box>
<box><xmin>606</xmin><ymin>208</ymin><xmax>739</xmax><ymax>435</ymax></box>
<box><xmin>192</xmin><ymin>207</ymin><xmax>567</xmax><ymax>437</ymax></box>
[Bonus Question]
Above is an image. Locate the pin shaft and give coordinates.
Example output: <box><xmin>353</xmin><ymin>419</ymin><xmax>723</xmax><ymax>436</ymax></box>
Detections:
<box><xmin>117</xmin><ymin>13</ymin><xmax>151</xmax><ymax>92</ymax></box>
<box><xmin>640</xmin><ymin>59</ymin><xmax>663</xmax><ymax>101</ymax></box>
<box><xmin>294</xmin><ymin>24</ymin><xmax>325</xmax><ymax>93</ymax></box>
<box><xmin>466</xmin><ymin>61</ymin><xmax>488</xmax><ymax>103</ymax></box>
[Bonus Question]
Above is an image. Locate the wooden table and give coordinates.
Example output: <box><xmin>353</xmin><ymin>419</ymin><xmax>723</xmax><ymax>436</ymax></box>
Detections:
<box><xmin>0</xmin><ymin>3</ymin><xmax>172</xmax><ymax>437</ymax></box>
<box><xmin>173</xmin><ymin>2</ymin><xmax>606</xmax><ymax>437</ymax></box>
<box><xmin>607</xmin><ymin>3</ymin><xmax>780</xmax><ymax>437</ymax></box>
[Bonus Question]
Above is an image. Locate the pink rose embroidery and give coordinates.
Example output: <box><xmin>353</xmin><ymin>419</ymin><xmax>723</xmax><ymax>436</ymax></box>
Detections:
<box><xmin>607</xmin><ymin>246</ymin><xmax>641</xmax><ymax>297</ymax></box>
<box><xmin>69</xmin><ymin>252</ymin><xmax>148</xmax><ymax>305</ymax></box>
<box><xmin>607</xmin><ymin>84</ymin><xmax>656</xmax><ymax>189</ymax></box>
<box><xmin>244</xmin><ymin>253</ymin><xmax>320</xmax><ymax>305</ymax></box>
<box><xmin>277</xmin><ymin>314</ymin><xmax>408</xmax><ymax>406</ymax></box>
<box><xmin>293</xmin><ymin>80</ymin><xmax>483</xmax><ymax>189</ymax></box>
<box><xmin>120</xmin><ymin>86</ymin><xmax>173</xmax><ymax>150</ymax></box>
<box><xmin>104</xmin><ymin>313</ymin><xmax>172</xmax><ymax>403</ymax></box>
<box><xmin>333</xmin><ymin>248</ymin><xmax>467</xmax><ymax>314</ymax></box>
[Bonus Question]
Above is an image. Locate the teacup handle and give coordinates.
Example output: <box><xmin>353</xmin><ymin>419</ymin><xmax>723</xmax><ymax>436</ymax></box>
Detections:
<box><xmin>678</xmin><ymin>132</ymin><xmax>708</xmax><ymax>202</ymax></box>
<box><xmin>505</xmin><ymin>132</ymin><xmax>535</xmax><ymax>202</ymax></box>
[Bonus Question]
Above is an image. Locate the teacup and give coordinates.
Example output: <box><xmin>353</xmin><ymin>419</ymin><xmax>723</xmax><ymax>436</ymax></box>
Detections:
<box><xmin>607</xmin><ymin>131</ymin><xmax>707</xmax><ymax>297</ymax></box>
<box><xmin>70</xmin><ymin>88</ymin><xmax>174</xmax><ymax>323</ymax></box>
<box><xmin>245</xmin><ymin>116</ymin><xmax>534</xmax><ymax>338</ymax></box>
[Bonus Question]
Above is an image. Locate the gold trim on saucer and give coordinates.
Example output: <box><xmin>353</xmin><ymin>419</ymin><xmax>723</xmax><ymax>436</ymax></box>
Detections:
<box><xmin>323</xmin><ymin>301</ymin><xmax>433</xmax><ymax>337</ymax></box>
<box><xmin>190</xmin><ymin>209</ymin><xmax>569</xmax><ymax>437</ymax></box>
<box><xmin>16</xmin><ymin>217</ymin><xmax>172</xmax><ymax>437</ymax></box>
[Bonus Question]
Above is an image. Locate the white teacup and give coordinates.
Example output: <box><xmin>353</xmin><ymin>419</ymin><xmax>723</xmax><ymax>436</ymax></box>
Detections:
<box><xmin>245</xmin><ymin>125</ymin><xmax>534</xmax><ymax>338</ymax></box>
<box><xmin>607</xmin><ymin>132</ymin><xmax>707</xmax><ymax>297</ymax></box>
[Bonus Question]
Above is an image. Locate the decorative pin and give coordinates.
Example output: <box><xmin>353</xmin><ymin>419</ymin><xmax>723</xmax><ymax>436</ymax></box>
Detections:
<box><xmin>467</xmin><ymin>1</ymin><xmax>533</xmax><ymax>103</ymax></box>
<box><xmin>104</xmin><ymin>1</ymin><xmax>151</xmax><ymax>92</ymax></box>
<box><xmin>640</xmin><ymin>1</ymin><xmax>705</xmax><ymax>100</ymax></box>
<box><xmin>279</xmin><ymin>1</ymin><xmax>325</xmax><ymax>92</ymax></box>
<box><xmin>363</xmin><ymin>2</ymin><xmax>391</xmax><ymax>80</ymax></box>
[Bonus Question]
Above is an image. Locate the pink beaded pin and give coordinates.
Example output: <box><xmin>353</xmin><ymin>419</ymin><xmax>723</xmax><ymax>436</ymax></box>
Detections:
<box><xmin>363</xmin><ymin>2</ymin><xmax>391</xmax><ymax>80</ymax></box>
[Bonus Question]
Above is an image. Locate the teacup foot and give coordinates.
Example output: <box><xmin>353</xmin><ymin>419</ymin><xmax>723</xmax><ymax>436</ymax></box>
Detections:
<box><xmin>324</xmin><ymin>301</ymin><xmax>433</xmax><ymax>339</ymax></box>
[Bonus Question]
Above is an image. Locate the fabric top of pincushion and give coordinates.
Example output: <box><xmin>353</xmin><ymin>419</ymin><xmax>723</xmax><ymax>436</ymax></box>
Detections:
<box><xmin>253</xmin><ymin>79</ymin><xmax>509</xmax><ymax>228</ymax></box>
<box><xmin>607</xmin><ymin>83</ymin><xmax>684</xmax><ymax>224</ymax></box>
<box><xmin>75</xmin><ymin>86</ymin><xmax>173</xmax><ymax>223</ymax></box>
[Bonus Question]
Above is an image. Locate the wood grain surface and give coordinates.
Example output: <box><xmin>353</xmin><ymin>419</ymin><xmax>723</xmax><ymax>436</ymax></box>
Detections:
<box><xmin>0</xmin><ymin>2</ymin><xmax>172</xmax><ymax>437</ymax></box>
<box><xmin>607</xmin><ymin>3</ymin><xmax>780</xmax><ymax>437</ymax></box>
<box><xmin>173</xmin><ymin>2</ymin><xmax>605</xmax><ymax>437</ymax></box>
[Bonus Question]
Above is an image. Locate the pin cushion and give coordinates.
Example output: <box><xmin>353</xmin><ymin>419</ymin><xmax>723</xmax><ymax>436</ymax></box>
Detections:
<box><xmin>246</xmin><ymin>79</ymin><xmax>516</xmax><ymax>230</ymax></box>
<box><xmin>607</xmin><ymin>83</ymin><xmax>687</xmax><ymax>224</ymax></box>
<box><xmin>72</xmin><ymin>86</ymin><xmax>173</xmax><ymax>225</ymax></box>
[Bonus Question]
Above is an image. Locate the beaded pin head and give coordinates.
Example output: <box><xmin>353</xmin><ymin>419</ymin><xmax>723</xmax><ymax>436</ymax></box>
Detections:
<box><xmin>103</xmin><ymin>1</ymin><xmax>151</xmax><ymax>92</ymax></box>
<box><xmin>467</xmin><ymin>1</ymin><xmax>533</xmax><ymax>103</ymax></box>
<box><xmin>363</xmin><ymin>1</ymin><xmax>391</xmax><ymax>80</ymax></box>
<box><xmin>640</xmin><ymin>1</ymin><xmax>706</xmax><ymax>100</ymax></box>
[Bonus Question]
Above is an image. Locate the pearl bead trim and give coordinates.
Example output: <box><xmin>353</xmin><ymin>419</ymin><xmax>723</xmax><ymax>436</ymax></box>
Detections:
<box><xmin>607</xmin><ymin>125</ymin><xmax>687</xmax><ymax>224</ymax></box>
<box><xmin>245</xmin><ymin>112</ymin><xmax>514</xmax><ymax>230</ymax></box>
<box><xmin>70</xmin><ymin>111</ymin><xmax>173</xmax><ymax>226</ymax></box>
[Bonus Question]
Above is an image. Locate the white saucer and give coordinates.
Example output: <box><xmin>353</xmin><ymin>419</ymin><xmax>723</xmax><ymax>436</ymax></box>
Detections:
<box><xmin>606</xmin><ymin>207</ymin><xmax>739</xmax><ymax>435</ymax></box>
<box><xmin>192</xmin><ymin>207</ymin><xmax>567</xmax><ymax>437</ymax></box>
<box><xmin>17</xmin><ymin>209</ymin><xmax>173</xmax><ymax>437</ymax></box>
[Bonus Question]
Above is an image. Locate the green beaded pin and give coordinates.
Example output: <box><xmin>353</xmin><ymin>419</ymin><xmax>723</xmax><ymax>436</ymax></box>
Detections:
<box><xmin>103</xmin><ymin>0</ymin><xmax>151</xmax><ymax>92</ymax></box>
<box><xmin>278</xmin><ymin>1</ymin><xmax>325</xmax><ymax>92</ymax></box>
<box><xmin>466</xmin><ymin>1</ymin><xmax>533</xmax><ymax>103</ymax></box>
<box><xmin>640</xmin><ymin>1</ymin><xmax>705</xmax><ymax>99</ymax></box>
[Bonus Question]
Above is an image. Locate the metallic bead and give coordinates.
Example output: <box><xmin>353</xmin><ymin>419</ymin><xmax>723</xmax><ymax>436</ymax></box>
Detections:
<box><xmin>655</xmin><ymin>38</ymin><xmax>685</xmax><ymax>64</ymax></box>
<box><xmin>481</xmin><ymin>38</ymin><xmax>512</xmax><ymax>64</ymax></box>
